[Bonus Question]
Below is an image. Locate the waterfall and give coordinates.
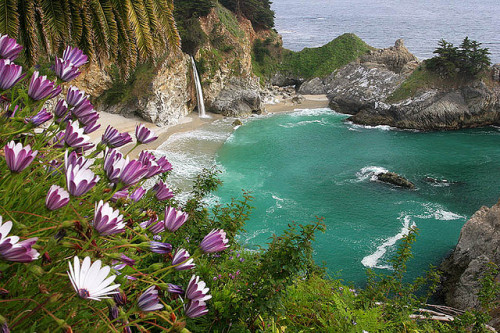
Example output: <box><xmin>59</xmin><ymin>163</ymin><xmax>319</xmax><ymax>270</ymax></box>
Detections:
<box><xmin>190</xmin><ymin>56</ymin><xmax>208</xmax><ymax>118</ymax></box>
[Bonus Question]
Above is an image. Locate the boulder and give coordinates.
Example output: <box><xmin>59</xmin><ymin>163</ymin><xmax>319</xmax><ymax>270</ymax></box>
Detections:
<box><xmin>298</xmin><ymin>77</ymin><xmax>327</xmax><ymax>95</ymax></box>
<box><xmin>270</xmin><ymin>72</ymin><xmax>304</xmax><ymax>87</ymax></box>
<box><xmin>291</xmin><ymin>94</ymin><xmax>305</xmax><ymax>104</ymax></box>
<box><xmin>376</xmin><ymin>172</ymin><xmax>415</xmax><ymax>189</ymax></box>
<box><xmin>211</xmin><ymin>78</ymin><xmax>263</xmax><ymax>117</ymax></box>
<box><xmin>440</xmin><ymin>200</ymin><xmax>500</xmax><ymax>325</ymax></box>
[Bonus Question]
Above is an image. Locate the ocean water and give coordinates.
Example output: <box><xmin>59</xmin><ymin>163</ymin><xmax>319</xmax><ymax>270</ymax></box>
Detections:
<box><xmin>272</xmin><ymin>0</ymin><xmax>500</xmax><ymax>63</ymax></box>
<box><xmin>213</xmin><ymin>109</ymin><xmax>500</xmax><ymax>284</ymax></box>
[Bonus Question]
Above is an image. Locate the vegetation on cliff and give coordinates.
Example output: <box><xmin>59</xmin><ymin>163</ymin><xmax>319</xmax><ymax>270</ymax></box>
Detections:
<box><xmin>252</xmin><ymin>33</ymin><xmax>374</xmax><ymax>82</ymax></box>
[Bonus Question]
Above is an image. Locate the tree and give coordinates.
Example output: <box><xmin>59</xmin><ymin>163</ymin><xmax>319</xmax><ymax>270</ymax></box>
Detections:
<box><xmin>425</xmin><ymin>37</ymin><xmax>491</xmax><ymax>78</ymax></box>
<box><xmin>220</xmin><ymin>0</ymin><xmax>275</xmax><ymax>29</ymax></box>
<box><xmin>0</xmin><ymin>0</ymin><xmax>181</xmax><ymax>76</ymax></box>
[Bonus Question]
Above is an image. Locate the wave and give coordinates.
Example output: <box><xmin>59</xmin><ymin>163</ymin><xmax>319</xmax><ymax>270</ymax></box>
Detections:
<box><xmin>279</xmin><ymin>119</ymin><xmax>331</xmax><ymax>128</ymax></box>
<box><xmin>355</xmin><ymin>165</ymin><xmax>389</xmax><ymax>182</ymax></box>
<box><xmin>361</xmin><ymin>215</ymin><xmax>416</xmax><ymax>269</ymax></box>
<box><xmin>346</xmin><ymin>121</ymin><xmax>393</xmax><ymax>131</ymax></box>
<box><xmin>289</xmin><ymin>108</ymin><xmax>345</xmax><ymax>117</ymax></box>
<box><xmin>415</xmin><ymin>202</ymin><xmax>466</xmax><ymax>221</ymax></box>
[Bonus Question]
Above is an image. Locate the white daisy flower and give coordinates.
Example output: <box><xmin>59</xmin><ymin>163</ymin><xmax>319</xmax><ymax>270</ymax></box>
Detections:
<box><xmin>67</xmin><ymin>256</ymin><xmax>120</xmax><ymax>301</ymax></box>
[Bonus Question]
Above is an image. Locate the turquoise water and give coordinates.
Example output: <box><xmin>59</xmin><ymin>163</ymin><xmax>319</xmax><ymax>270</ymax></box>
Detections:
<box><xmin>215</xmin><ymin>109</ymin><xmax>500</xmax><ymax>285</ymax></box>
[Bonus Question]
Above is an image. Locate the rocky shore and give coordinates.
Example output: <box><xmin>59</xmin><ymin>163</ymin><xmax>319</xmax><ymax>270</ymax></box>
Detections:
<box><xmin>440</xmin><ymin>200</ymin><xmax>500</xmax><ymax>328</ymax></box>
<box><xmin>321</xmin><ymin>40</ymin><xmax>500</xmax><ymax>130</ymax></box>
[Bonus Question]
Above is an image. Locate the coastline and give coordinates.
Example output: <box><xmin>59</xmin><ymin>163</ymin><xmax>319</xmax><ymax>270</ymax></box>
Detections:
<box><xmin>92</xmin><ymin>95</ymin><xmax>330</xmax><ymax>156</ymax></box>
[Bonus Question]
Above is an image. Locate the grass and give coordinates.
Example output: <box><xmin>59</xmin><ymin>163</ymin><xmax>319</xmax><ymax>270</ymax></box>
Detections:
<box><xmin>279</xmin><ymin>33</ymin><xmax>374</xmax><ymax>79</ymax></box>
<box><xmin>215</xmin><ymin>3</ymin><xmax>245</xmax><ymax>40</ymax></box>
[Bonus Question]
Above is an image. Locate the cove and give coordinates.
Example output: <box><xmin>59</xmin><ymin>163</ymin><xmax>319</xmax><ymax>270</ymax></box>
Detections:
<box><xmin>214</xmin><ymin>108</ymin><xmax>500</xmax><ymax>285</ymax></box>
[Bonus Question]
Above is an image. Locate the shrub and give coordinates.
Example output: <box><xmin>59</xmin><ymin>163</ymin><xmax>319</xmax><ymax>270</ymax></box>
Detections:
<box><xmin>425</xmin><ymin>37</ymin><xmax>491</xmax><ymax>78</ymax></box>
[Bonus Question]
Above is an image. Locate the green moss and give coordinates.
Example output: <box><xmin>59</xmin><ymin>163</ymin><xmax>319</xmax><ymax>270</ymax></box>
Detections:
<box><xmin>197</xmin><ymin>48</ymin><xmax>224</xmax><ymax>81</ymax></box>
<box><xmin>280</xmin><ymin>33</ymin><xmax>374</xmax><ymax>79</ymax></box>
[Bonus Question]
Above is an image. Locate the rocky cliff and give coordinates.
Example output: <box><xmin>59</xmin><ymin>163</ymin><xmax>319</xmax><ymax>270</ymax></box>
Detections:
<box><xmin>74</xmin><ymin>5</ymin><xmax>267</xmax><ymax>125</ymax></box>
<box><xmin>440</xmin><ymin>200</ymin><xmax>500</xmax><ymax>326</ymax></box>
<box><xmin>325</xmin><ymin>40</ymin><xmax>500</xmax><ymax>130</ymax></box>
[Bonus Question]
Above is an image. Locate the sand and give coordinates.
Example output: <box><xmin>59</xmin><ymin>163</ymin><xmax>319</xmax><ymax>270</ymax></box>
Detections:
<box><xmin>91</xmin><ymin>95</ymin><xmax>329</xmax><ymax>155</ymax></box>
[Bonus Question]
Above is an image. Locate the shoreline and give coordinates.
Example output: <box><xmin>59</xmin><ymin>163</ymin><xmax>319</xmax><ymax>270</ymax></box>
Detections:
<box><xmin>92</xmin><ymin>95</ymin><xmax>330</xmax><ymax>156</ymax></box>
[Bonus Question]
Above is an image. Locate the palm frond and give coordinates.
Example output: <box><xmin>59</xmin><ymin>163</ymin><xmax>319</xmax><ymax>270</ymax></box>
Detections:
<box><xmin>18</xmin><ymin>0</ymin><xmax>39</xmax><ymax>65</ymax></box>
<box><xmin>126</xmin><ymin>0</ymin><xmax>155</xmax><ymax>59</ymax></box>
<box><xmin>0</xmin><ymin>0</ymin><xmax>18</xmax><ymax>37</ymax></box>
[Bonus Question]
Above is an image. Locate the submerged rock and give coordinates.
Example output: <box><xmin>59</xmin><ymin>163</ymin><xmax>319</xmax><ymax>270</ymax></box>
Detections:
<box><xmin>376</xmin><ymin>172</ymin><xmax>415</xmax><ymax>189</ymax></box>
<box><xmin>440</xmin><ymin>200</ymin><xmax>500</xmax><ymax>326</ymax></box>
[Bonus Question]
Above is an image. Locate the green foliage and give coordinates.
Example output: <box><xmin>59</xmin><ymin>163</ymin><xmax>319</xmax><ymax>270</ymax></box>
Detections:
<box><xmin>98</xmin><ymin>61</ymin><xmax>157</xmax><ymax>106</ymax></box>
<box><xmin>425</xmin><ymin>37</ymin><xmax>491</xmax><ymax>78</ymax></box>
<box><xmin>0</xmin><ymin>0</ymin><xmax>181</xmax><ymax>76</ymax></box>
<box><xmin>251</xmin><ymin>35</ymin><xmax>285</xmax><ymax>83</ymax></box>
<box><xmin>173</xmin><ymin>0</ymin><xmax>215</xmax><ymax>55</ymax></box>
<box><xmin>280</xmin><ymin>33</ymin><xmax>374</xmax><ymax>79</ymax></box>
<box><xmin>386</xmin><ymin>65</ymin><xmax>447</xmax><ymax>102</ymax></box>
<box><xmin>215</xmin><ymin>3</ymin><xmax>245</xmax><ymax>40</ymax></box>
<box><xmin>219</xmin><ymin>0</ymin><xmax>275</xmax><ymax>29</ymax></box>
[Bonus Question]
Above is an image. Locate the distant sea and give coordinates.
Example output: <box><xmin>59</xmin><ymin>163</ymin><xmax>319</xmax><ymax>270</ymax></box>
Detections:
<box><xmin>272</xmin><ymin>0</ymin><xmax>500</xmax><ymax>63</ymax></box>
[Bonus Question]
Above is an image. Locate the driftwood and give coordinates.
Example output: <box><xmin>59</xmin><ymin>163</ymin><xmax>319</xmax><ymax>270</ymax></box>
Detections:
<box><xmin>374</xmin><ymin>302</ymin><xmax>497</xmax><ymax>332</ymax></box>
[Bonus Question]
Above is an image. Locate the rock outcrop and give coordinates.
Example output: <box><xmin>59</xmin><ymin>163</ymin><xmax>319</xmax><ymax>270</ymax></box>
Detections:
<box><xmin>197</xmin><ymin>7</ymin><xmax>266</xmax><ymax>116</ymax></box>
<box><xmin>440</xmin><ymin>200</ymin><xmax>500</xmax><ymax>325</ymax></box>
<box><xmin>298</xmin><ymin>77</ymin><xmax>327</xmax><ymax>95</ymax></box>
<box><xmin>211</xmin><ymin>78</ymin><xmax>262</xmax><ymax>116</ymax></box>
<box><xmin>326</xmin><ymin>40</ymin><xmax>500</xmax><ymax>130</ymax></box>
<box><xmin>326</xmin><ymin>39</ymin><xmax>419</xmax><ymax>115</ymax></box>
<box><xmin>349</xmin><ymin>80</ymin><xmax>500</xmax><ymax>130</ymax></box>
<box><xmin>376</xmin><ymin>172</ymin><xmax>415</xmax><ymax>189</ymax></box>
<box><xmin>102</xmin><ymin>53</ymin><xmax>192</xmax><ymax>126</ymax></box>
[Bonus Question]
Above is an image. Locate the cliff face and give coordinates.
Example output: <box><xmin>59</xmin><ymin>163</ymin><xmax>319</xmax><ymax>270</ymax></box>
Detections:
<box><xmin>76</xmin><ymin>5</ymin><xmax>266</xmax><ymax>125</ymax></box>
<box><xmin>197</xmin><ymin>5</ymin><xmax>268</xmax><ymax>116</ymax></box>
<box><xmin>326</xmin><ymin>40</ymin><xmax>418</xmax><ymax>114</ymax></box>
<box><xmin>440</xmin><ymin>200</ymin><xmax>500</xmax><ymax>326</ymax></box>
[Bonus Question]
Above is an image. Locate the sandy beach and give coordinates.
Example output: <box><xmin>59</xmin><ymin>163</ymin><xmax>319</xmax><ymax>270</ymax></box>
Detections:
<box><xmin>91</xmin><ymin>95</ymin><xmax>330</xmax><ymax>156</ymax></box>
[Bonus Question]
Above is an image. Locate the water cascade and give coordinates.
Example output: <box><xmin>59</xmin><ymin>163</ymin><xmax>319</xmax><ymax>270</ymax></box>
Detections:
<box><xmin>190</xmin><ymin>56</ymin><xmax>207</xmax><ymax>118</ymax></box>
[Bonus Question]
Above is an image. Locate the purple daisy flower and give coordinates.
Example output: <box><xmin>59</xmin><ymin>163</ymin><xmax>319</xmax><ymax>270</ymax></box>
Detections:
<box><xmin>103</xmin><ymin>148</ymin><xmax>128</xmax><ymax>183</ymax></box>
<box><xmin>66</xmin><ymin>86</ymin><xmax>87</xmax><ymax>107</ymax></box>
<box><xmin>4</xmin><ymin>141</ymin><xmax>38</xmax><ymax>173</ymax></box>
<box><xmin>185</xmin><ymin>275</ymin><xmax>212</xmax><ymax>302</ymax></box>
<box><xmin>172</xmin><ymin>248</ymin><xmax>195</xmax><ymax>271</ymax></box>
<box><xmin>0</xmin><ymin>216</ymin><xmax>40</xmax><ymax>263</ymax></box>
<box><xmin>63</xmin><ymin>120</ymin><xmax>91</xmax><ymax>149</ymax></box>
<box><xmin>111</xmin><ymin>189</ymin><xmax>129</xmax><ymax>202</ymax></box>
<box><xmin>0</xmin><ymin>59</ymin><xmax>25</xmax><ymax>90</ymax></box>
<box><xmin>54</xmin><ymin>57</ymin><xmax>80</xmax><ymax>82</ymax></box>
<box><xmin>83</xmin><ymin>118</ymin><xmax>100</xmax><ymax>134</ymax></box>
<box><xmin>28</xmin><ymin>71</ymin><xmax>60</xmax><ymax>100</ymax></box>
<box><xmin>184</xmin><ymin>299</ymin><xmax>209</xmax><ymax>318</ymax></box>
<box><xmin>163</xmin><ymin>206</ymin><xmax>188</xmax><ymax>232</ymax></box>
<box><xmin>135</xmin><ymin>124</ymin><xmax>158</xmax><ymax>144</ymax></box>
<box><xmin>67</xmin><ymin>256</ymin><xmax>120</xmax><ymax>301</ymax></box>
<box><xmin>119</xmin><ymin>160</ymin><xmax>148</xmax><ymax>186</ymax></box>
<box><xmin>101</xmin><ymin>125</ymin><xmax>132</xmax><ymax>148</ymax></box>
<box><xmin>45</xmin><ymin>185</ymin><xmax>70</xmax><ymax>211</ymax></box>
<box><xmin>0</xmin><ymin>34</ymin><xmax>23</xmax><ymax>60</ymax></box>
<box><xmin>200</xmin><ymin>229</ymin><xmax>229</xmax><ymax>253</ymax></box>
<box><xmin>152</xmin><ymin>181</ymin><xmax>174</xmax><ymax>201</ymax></box>
<box><xmin>130</xmin><ymin>187</ymin><xmax>146</xmax><ymax>202</ymax></box>
<box><xmin>137</xmin><ymin>286</ymin><xmax>163</xmax><ymax>312</ymax></box>
<box><xmin>167</xmin><ymin>284</ymin><xmax>185</xmax><ymax>295</ymax></box>
<box><xmin>25</xmin><ymin>108</ymin><xmax>53</xmax><ymax>126</ymax></box>
<box><xmin>93</xmin><ymin>200</ymin><xmax>126</xmax><ymax>236</ymax></box>
<box><xmin>149</xmin><ymin>241</ymin><xmax>172</xmax><ymax>254</ymax></box>
<box><xmin>63</xmin><ymin>46</ymin><xmax>88</xmax><ymax>68</ymax></box>
<box><xmin>65</xmin><ymin>152</ymin><xmax>99</xmax><ymax>197</ymax></box>
<box><xmin>54</xmin><ymin>99</ymin><xmax>69</xmax><ymax>119</ymax></box>
<box><xmin>113</xmin><ymin>289</ymin><xmax>127</xmax><ymax>306</ymax></box>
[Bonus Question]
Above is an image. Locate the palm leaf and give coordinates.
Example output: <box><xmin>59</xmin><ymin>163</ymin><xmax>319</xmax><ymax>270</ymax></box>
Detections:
<box><xmin>18</xmin><ymin>0</ymin><xmax>39</xmax><ymax>65</ymax></box>
<box><xmin>0</xmin><ymin>0</ymin><xmax>18</xmax><ymax>37</ymax></box>
<box><xmin>40</xmin><ymin>0</ymin><xmax>66</xmax><ymax>45</ymax></box>
<box><xmin>126</xmin><ymin>0</ymin><xmax>155</xmax><ymax>59</ymax></box>
<box><xmin>69</xmin><ymin>0</ymin><xmax>83</xmax><ymax>42</ymax></box>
